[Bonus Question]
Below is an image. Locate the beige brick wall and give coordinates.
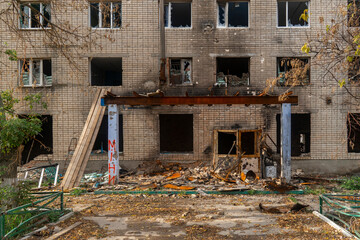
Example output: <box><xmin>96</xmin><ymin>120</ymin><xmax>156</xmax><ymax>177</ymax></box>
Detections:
<box><xmin>1</xmin><ymin>0</ymin><xmax>358</xmax><ymax>174</ymax></box>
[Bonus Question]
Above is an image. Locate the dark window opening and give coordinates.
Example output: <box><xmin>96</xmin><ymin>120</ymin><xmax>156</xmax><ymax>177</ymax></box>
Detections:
<box><xmin>276</xmin><ymin>114</ymin><xmax>311</xmax><ymax>156</ymax></box>
<box><xmin>93</xmin><ymin>114</ymin><xmax>124</xmax><ymax>153</ymax></box>
<box><xmin>91</xmin><ymin>58</ymin><xmax>122</xmax><ymax>86</ymax></box>
<box><xmin>277</xmin><ymin>57</ymin><xmax>310</xmax><ymax>86</ymax></box>
<box><xmin>169</xmin><ymin>58</ymin><xmax>192</xmax><ymax>85</ymax></box>
<box><xmin>90</xmin><ymin>2</ymin><xmax>122</xmax><ymax>28</ymax></box>
<box><xmin>347</xmin><ymin>113</ymin><xmax>360</xmax><ymax>152</ymax></box>
<box><xmin>160</xmin><ymin>114</ymin><xmax>193</xmax><ymax>153</ymax></box>
<box><xmin>241</xmin><ymin>131</ymin><xmax>255</xmax><ymax>155</ymax></box>
<box><xmin>278</xmin><ymin>1</ymin><xmax>309</xmax><ymax>27</ymax></box>
<box><xmin>164</xmin><ymin>2</ymin><xmax>191</xmax><ymax>28</ymax></box>
<box><xmin>348</xmin><ymin>0</ymin><xmax>360</xmax><ymax>27</ymax></box>
<box><xmin>218</xmin><ymin>132</ymin><xmax>237</xmax><ymax>154</ymax></box>
<box><xmin>21</xmin><ymin>115</ymin><xmax>53</xmax><ymax>165</ymax></box>
<box><xmin>216</xmin><ymin>58</ymin><xmax>250</xmax><ymax>87</ymax></box>
<box><xmin>217</xmin><ymin>2</ymin><xmax>248</xmax><ymax>28</ymax></box>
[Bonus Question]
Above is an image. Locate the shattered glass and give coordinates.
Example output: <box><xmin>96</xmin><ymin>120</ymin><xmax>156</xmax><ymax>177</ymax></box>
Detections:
<box><xmin>20</xmin><ymin>5</ymin><xmax>30</xmax><ymax>29</ymax></box>
<box><xmin>218</xmin><ymin>3</ymin><xmax>226</xmax><ymax>27</ymax></box>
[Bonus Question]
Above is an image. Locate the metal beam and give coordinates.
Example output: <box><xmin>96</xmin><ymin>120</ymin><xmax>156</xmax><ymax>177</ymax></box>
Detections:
<box><xmin>102</xmin><ymin>96</ymin><xmax>298</xmax><ymax>106</ymax></box>
<box><xmin>108</xmin><ymin>104</ymin><xmax>120</xmax><ymax>185</ymax></box>
<box><xmin>281</xmin><ymin>103</ymin><xmax>291</xmax><ymax>182</ymax></box>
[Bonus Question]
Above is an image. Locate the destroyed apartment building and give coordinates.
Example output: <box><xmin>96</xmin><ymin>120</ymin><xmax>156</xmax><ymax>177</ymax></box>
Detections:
<box><xmin>0</xmin><ymin>0</ymin><xmax>359</xmax><ymax>188</ymax></box>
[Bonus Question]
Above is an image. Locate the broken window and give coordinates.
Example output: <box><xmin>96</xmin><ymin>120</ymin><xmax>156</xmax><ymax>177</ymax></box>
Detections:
<box><xmin>218</xmin><ymin>2</ymin><xmax>248</xmax><ymax>28</ymax></box>
<box><xmin>19</xmin><ymin>59</ymin><xmax>52</xmax><ymax>86</ymax></box>
<box><xmin>215</xmin><ymin>129</ymin><xmax>260</xmax><ymax>157</ymax></box>
<box><xmin>20</xmin><ymin>3</ymin><xmax>51</xmax><ymax>29</ymax></box>
<box><xmin>169</xmin><ymin>58</ymin><xmax>192</xmax><ymax>85</ymax></box>
<box><xmin>278</xmin><ymin>1</ymin><xmax>308</xmax><ymax>27</ymax></box>
<box><xmin>90</xmin><ymin>2</ymin><xmax>121</xmax><ymax>28</ymax></box>
<box><xmin>21</xmin><ymin>115</ymin><xmax>53</xmax><ymax>165</ymax></box>
<box><xmin>93</xmin><ymin>114</ymin><xmax>123</xmax><ymax>153</ymax></box>
<box><xmin>277</xmin><ymin>57</ymin><xmax>310</xmax><ymax>86</ymax></box>
<box><xmin>348</xmin><ymin>0</ymin><xmax>360</xmax><ymax>27</ymax></box>
<box><xmin>90</xmin><ymin>58</ymin><xmax>122</xmax><ymax>86</ymax></box>
<box><xmin>276</xmin><ymin>114</ymin><xmax>311</xmax><ymax>156</ymax></box>
<box><xmin>216</xmin><ymin>58</ymin><xmax>250</xmax><ymax>87</ymax></box>
<box><xmin>164</xmin><ymin>2</ymin><xmax>191</xmax><ymax>28</ymax></box>
<box><xmin>160</xmin><ymin>114</ymin><xmax>193</xmax><ymax>153</ymax></box>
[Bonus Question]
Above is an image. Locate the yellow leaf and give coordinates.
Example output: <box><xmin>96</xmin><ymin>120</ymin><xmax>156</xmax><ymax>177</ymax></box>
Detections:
<box><xmin>339</xmin><ymin>79</ymin><xmax>346</xmax><ymax>88</ymax></box>
<box><xmin>301</xmin><ymin>43</ymin><xmax>310</xmax><ymax>54</ymax></box>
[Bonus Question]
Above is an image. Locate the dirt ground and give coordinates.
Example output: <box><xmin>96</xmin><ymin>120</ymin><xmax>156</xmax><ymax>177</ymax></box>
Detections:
<box><xmin>27</xmin><ymin>193</ymin><xmax>353</xmax><ymax>240</ymax></box>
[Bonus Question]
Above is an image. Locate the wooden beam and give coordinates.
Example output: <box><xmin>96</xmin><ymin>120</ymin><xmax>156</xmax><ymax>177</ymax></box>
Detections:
<box><xmin>102</xmin><ymin>96</ymin><xmax>298</xmax><ymax>106</ymax></box>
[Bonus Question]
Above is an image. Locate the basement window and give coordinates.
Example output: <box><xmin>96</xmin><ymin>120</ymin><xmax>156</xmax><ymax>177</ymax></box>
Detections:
<box><xmin>277</xmin><ymin>114</ymin><xmax>311</xmax><ymax>156</ymax></box>
<box><xmin>21</xmin><ymin>115</ymin><xmax>53</xmax><ymax>165</ymax></box>
<box><xmin>169</xmin><ymin>59</ymin><xmax>192</xmax><ymax>85</ymax></box>
<box><xmin>348</xmin><ymin>0</ymin><xmax>360</xmax><ymax>27</ymax></box>
<box><xmin>19</xmin><ymin>59</ymin><xmax>52</xmax><ymax>86</ymax></box>
<box><xmin>277</xmin><ymin>57</ymin><xmax>310</xmax><ymax>86</ymax></box>
<box><xmin>20</xmin><ymin>3</ymin><xmax>51</xmax><ymax>29</ymax></box>
<box><xmin>160</xmin><ymin>114</ymin><xmax>193</xmax><ymax>153</ymax></box>
<box><xmin>90</xmin><ymin>2</ymin><xmax>121</xmax><ymax>28</ymax></box>
<box><xmin>278</xmin><ymin>1</ymin><xmax>309</xmax><ymax>27</ymax></box>
<box><xmin>216</xmin><ymin>58</ymin><xmax>250</xmax><ymax>87</ymax></box>
<box><xmin>218</xmin><ymin>2</ymin><xmax>248</xmax><ymax>28</ymax></box>
<box><xmin>164</xmin><ymin>2</ymin><xmax>191</xmax><ymax>28</ymax></box>
<box><xmin>93</xmin><ymin>114</ymin><xmax>123</xmax><ymax>153</ymax></box>
<box><xmin>90</xmin><ymin>58</ymin><xmax>122</xmax><ymax>86</ymax></box>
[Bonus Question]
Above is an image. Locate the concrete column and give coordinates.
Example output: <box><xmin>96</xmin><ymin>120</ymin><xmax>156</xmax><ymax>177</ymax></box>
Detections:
<box><xmin>281</xmin><ymin>103</ymin><xmax>291</xmax><ymax>182</ymax></box>
<box><xmin>108</xmin><ymin>104</ymin><xmax>120</xmax><ymax>185</ymax></box>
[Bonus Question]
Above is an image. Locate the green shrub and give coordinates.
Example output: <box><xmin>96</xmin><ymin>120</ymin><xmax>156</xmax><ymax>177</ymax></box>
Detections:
<box><xmin>341</xmin><ymin>176</ymin><xmax>360</xmax><ymax>190</ymax></box>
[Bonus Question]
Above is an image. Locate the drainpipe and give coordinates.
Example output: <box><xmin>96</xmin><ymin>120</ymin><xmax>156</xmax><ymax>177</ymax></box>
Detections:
<box><xmin>159</xmin><ymin>0</ymin><xmax>166</xmax><ymax>85</ymax></box>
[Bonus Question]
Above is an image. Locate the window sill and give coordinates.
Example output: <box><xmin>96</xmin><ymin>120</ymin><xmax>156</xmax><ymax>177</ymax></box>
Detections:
<box><xmin>216</xmin><ymin>27</ymin><xmax>249</xmax><ymax>29</ymax></box>
<box><xmin>160</xmin><ymin>152</ymin><xmax>193</xmax><ymax>155</ymax></box>
<box><xmin>91</xmin><ymin>27</ymin><xmax>122</xmax><ymax>30</ymax></box>
<box><xmin>276</xmin><ymin>26</ymin><xmax>310</xmax><ymax>29</ymax></box>
<box><xmin>19</xmin><ymin>28</ymin><xmax>51</xmax><ymax>31</ymax></box>
<box><xmin>21</xmin><ymin>85</ymin><xmax>52</xmax><ymax>88</ymax></box>
<box><xmin>165</xmin><ymin>27</ymin><xmax>192</xmax><ymax>30</ymax></box>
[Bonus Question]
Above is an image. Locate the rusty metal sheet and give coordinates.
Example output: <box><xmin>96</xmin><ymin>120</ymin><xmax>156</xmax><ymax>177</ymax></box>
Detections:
<box><xmin>102</xmin><ymin>95</ymin><xmax>298</xmax><ymax>106</ymax></box>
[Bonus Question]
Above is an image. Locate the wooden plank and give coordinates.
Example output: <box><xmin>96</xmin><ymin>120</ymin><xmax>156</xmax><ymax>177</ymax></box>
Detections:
<box><xmin>61</xmin><ymin>89</ymin><xmax>102</xmax><ymax>189</ymax></box>
<box><xmin>61</xmin><ymin>89</ymin><xmax>101</xmax><ymax>188</ymax></box>
<box><xmin>66</xmin><ymin>91</ymin><xmax>104</xmax><ymax>188</ymax></box>
<box><xmin>74</xmin><ymin>98</ymin><xmax>106</xmax><ymax>186</ymax></box>
<box><xmin>45</xmin><ymin>222</ymin><xmax>82</xmax><ymax>240</ymax></box>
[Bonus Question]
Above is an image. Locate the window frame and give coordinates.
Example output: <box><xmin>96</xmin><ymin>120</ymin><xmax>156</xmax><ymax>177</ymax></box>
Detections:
<box><xmin>19</xmin><ymin>59</ymin><xmax>52</xmax><ymax>87</ymax></box>
<box><xmin>276</xmin><ymin>57</ymin><xmax>310</xmax><ymax>86</ymax></box>
<box><xmin>89</xmin><ymin>2</ymin><xmax>122</xmax><ymax>29</ymax></box>
<box><xmin>277</xmin><ymin>1</ymin><xmax>309</xmax><ymax>28</ymax></box>
<box><xmin>217</xmin><ymin>1</ymin><xmax>249</xmax><ymax>28</ymax></box>
<box><xmin>19</xmin><ymin>2</ymin><xmax>51</xmax><ymax>29</ymax></box>
<box><xmin>164</xmin><ymin>2</ymin><xmax>192</xmax><ymax>29</ymax></box>
<box><xmin>169</xmin><ymin>58</ymin><xmax>192</xmax><ymax>86</ymax></box>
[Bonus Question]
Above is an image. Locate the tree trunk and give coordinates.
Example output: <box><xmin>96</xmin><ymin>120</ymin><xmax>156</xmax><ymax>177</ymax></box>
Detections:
<box><xmin>0</xmin><ymin>146</ymin><xmax>23</xmax><ymax>186</ymax></box>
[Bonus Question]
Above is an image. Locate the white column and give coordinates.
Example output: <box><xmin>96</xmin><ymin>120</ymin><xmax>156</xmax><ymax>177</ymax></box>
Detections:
<box><xmin>108</xmin><ymin>104</ymin><xmax>120</xmax><ymax>185</ymax></box>
<box><xmin>281</xmin><ymin>103</ymin><xmax>291</xmax><ymax>182</ymax></box>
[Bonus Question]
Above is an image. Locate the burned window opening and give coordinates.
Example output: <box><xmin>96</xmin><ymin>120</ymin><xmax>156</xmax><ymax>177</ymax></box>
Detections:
<box><xmin>160</xmin><ymin>114</ymin><xmax>193</xmax><ymax>153</ymax></box>
<box><xmin>93</xmin><ymin>114</ymin><xmax>124</xmax><ymax>153</ymax></box>
<box><xmin>216</xmin><ymin>58</ymin><xmax>250</xmax><ymax>87</ymax></box>
<box><xmin>218</xmin><ymin>2</ymin><xmax>248</xmax><ymax>28</ymax></box>
<box><xmin>276</xmin><ymin>114</ymin><xmax>311</xmax><ymax>156</ymax></box>
<box><xmin>169</xmin><ymin>58</ymin><xmax>192</xmax><ymax>85</ymax></box>
<box><xmin>91</xmin><ymin>58</ymin><xmax>122</xmax><ymax>86</ymax></box>
<box><xmin>164</xmin><ymin>2</ymin><xmax>191</xmax><ymax>28</ymax></box>
<box><xmin>348</xmin><ymin>0</ymin><xmax>360</xmax><ymax>27</ymax></box>
<box><xmin>278</xmin><ymin>1</ymin><xmax>309</xmax><ymax>27</ymax></box>
<box><xmin>21</xmin><ymin>115</ymin><xmax>53</xmax><ymax>165</ymax></box>
<box><xmin>241</xmin><ymin>131</ymin><xmax>255</xmax><ymax>155</ymax></box>
<box><xmin>218</xmin><ymin>132</ymin><xmax>237</xmax><ymax>155</ymax></box>
<box><xmin>277</xmin><ymin>57</ymin><xmax>310</xmax><ymax>86</ymax></box>
<box><xmin>90</xmin><ymin>2</ymin><xmax>121</xmax><ymax>28</ymax></box>
<box><xmin>20</xmin><ymin>3</ymin><xmax>51</xmax><ymax>29</ymax></box>
<box><xmin>20</xmin><ymin>59</ymin><xmax>52</xmax><ymax>86</ymax></box>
